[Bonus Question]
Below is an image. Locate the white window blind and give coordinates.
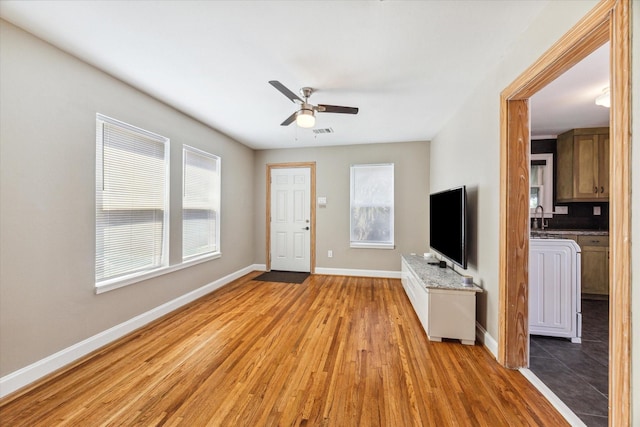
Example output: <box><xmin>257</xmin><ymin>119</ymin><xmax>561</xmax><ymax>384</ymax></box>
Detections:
<box><xmin>95</xmin><ymin>114</ymin><xmax>169</xmax><ymax>284</ymax></box>
<box><xmin>350</xmin><ymin>163</ymin><xmax>394</xmax><ymax>248</ymax></box>
<box><xmin>183</xmin><ymin>146</ymin><xmax>220</xmax><ymax>260</ymax></box>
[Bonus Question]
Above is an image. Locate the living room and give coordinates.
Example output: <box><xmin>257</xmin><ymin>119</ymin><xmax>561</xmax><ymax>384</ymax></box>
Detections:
<box><xmin>0</xmin><ymin>1</ymin><xmax>637</xmax><ymax>425</ymax></box>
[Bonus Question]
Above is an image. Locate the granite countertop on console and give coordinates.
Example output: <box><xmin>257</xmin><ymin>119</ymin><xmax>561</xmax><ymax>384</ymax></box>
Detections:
<box><xmin>402</xmin><ymin>254</ymin><xmax>483</xmax><ymax>293</ymax></box>
<box><xmin>530</xmin><ymin>229</ymin><xmax>609</xmax><ymax>237</ymax></box>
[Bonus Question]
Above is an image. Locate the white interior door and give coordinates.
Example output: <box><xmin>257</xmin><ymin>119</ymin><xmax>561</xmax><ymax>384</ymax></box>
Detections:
<box><xmin>270</xmin><ymin>167</ymin><xmax>311</xmax><ymax>272</ymax></box>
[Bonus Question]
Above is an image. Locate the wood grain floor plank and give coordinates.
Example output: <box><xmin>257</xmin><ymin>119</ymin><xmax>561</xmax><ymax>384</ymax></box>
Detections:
<box><xmin>0</xmin><ymin>273</ymin><xmax>569</xmax><ymax>426</ymax></box>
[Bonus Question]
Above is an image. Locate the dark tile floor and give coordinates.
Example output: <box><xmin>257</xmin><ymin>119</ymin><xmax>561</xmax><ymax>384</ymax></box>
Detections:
<box><xmin>529</xmin><ymin>298</ymin><xmax>609</xmax><ymax>427</ymax></box>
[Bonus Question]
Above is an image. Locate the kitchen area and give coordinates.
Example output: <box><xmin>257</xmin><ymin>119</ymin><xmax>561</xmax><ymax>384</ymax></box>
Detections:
<box><xmin>528</xmin><ymin>127</ymin><xmax>610</xmax><ymax>427</ymax></box>
<box><xmin>524</xmin><ymin>36</ymin><xmax>611</xmax><ymax>426</ymax></box>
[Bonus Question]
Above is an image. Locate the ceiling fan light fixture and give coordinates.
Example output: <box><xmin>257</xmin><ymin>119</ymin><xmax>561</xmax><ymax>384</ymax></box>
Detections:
<box><xmin>595</xmin><ymin>87</ymin><xmax>610</xmax><ymax>108</ymax></box>
<box><xmin>296</xmin><ymin>109</ymin><xmax>315</xmax><ymax>128</ymax></box>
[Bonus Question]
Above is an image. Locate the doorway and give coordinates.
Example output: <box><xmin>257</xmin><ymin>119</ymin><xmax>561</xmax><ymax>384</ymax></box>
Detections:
<box><xmin>266</xmin><ymin>162</ymin><xmax>316</xmax><ymax>273</ymax></box>
<box><xmin>498</xmin><ymin>0</ymin><xmax>631</xmax><ymax>425</ymax></box>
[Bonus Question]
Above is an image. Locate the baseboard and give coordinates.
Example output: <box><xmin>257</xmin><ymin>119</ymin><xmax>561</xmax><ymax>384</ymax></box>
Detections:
<box><xmin>519</xmin><ymin>368</ymin><xmax>586</xmax><ymax>427</ymax></box>
<box><xmin>314</xmin><ymin>267</ymin><xmax>401</xmax><ymax>279</ymax></box>
<box><xmin>475</xmin><ymin>322</ymin><xmax>498</xmax><ymax>358</ymax></box>
<box><xmin>0</xmin><ymin>264</ymin><xmax>261</xmax><ymax>399</ymax></box>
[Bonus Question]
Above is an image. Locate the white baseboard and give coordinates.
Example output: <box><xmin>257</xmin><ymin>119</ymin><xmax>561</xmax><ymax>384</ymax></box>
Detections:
<box><xmin>475</xmin><ymin>322</ymin><xmax>498</xmax><ymax>358</ymax></box>
<box><xmin>314</xmin><ymin>267</ymin><xmax>401</xmax><ymax>279</ymax></box>
<box><xmin>253</xmin><ymin>264</ymin><xmax>266</xmax><ymax>272</ymax></box>
<box><xmin>519</xmin><ymin>368</ymin><xmax>586</xmax><ymax>427</ymax></box>
<box><xmin>0</xmin><ymin>264</ymin><xmax>260</xmax><ymax>399</ymax></box>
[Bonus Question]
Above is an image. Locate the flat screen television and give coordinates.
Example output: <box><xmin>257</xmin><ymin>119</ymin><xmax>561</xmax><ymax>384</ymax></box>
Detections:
<box><xmin>429</xmin><ymin>185</ymin><xmax>467</xmax><ymax>269</ymax></box>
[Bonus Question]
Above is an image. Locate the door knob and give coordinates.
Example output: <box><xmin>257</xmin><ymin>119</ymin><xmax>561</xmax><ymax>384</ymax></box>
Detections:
<box><xmin>302</xmin><ymin>226</ymin><xmax>309</xmax><ymax>230</ymax></box>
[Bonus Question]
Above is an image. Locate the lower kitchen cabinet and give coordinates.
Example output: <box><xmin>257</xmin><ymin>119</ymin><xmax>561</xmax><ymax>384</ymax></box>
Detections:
<box><xmin>577</xmin><ymin>235</ymin><xmax>609</xmax><ymax>295</ymax></box>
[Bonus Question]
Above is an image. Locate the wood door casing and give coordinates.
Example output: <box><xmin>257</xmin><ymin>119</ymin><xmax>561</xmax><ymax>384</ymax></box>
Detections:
<box><xmin>266</xmin><ymin>162</ymin><xmax>316</xmax><ymax>274</ymax></box>
<box><xmin>499</xmin><ymin>0</ymin><xmax>631</xmax><ymax>425</ymax></box>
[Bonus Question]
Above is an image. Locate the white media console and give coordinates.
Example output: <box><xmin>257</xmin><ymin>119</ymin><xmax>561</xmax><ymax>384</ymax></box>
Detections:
<box><xmin>401</xmin><ymin>254</ymin><xmax>482</xmax><ymax>345</ymax></box>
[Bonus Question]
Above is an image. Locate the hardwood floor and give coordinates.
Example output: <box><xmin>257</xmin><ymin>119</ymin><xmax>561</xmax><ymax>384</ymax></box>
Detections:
<box><xmin>0</xmin><ymin>273</ymin><xmax>568</xmax><ymax>426</ymax></box>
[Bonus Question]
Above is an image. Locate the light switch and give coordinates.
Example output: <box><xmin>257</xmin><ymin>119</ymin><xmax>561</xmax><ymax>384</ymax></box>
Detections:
<box><xmin>318</xmin><ymin>196</ymin><xmax>327</xmax><ymax>206</ymax></box>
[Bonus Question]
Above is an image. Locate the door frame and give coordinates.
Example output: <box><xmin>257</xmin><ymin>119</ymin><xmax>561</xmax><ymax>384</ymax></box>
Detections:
<box><xmin>498</xmin><ymin>0</ymin><xmax>631</xmax><ymax>425</ymax></box>
<box><xmin>266</xmin><ymin>162</ymin><xmax>316</xmax><ymax>273</ymax></box>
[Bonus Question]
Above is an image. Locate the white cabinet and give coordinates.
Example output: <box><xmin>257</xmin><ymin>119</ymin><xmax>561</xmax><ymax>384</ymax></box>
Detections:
<box><xmin>529</xmin><ymin>239</ymin><xmax>582</xmax><ymax>342</ymax></box>
<box><xmin>401</xmin><ymin>256</ymin><xmax>482</xmax><ymax>345</ymax></box>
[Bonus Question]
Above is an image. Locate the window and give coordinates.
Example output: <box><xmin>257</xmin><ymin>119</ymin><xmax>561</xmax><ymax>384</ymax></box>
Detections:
<box><xmin>350</xmin><ymin>163</ymin><xmax>394</xmax><ymax>249</ymax></box>
<box><xmin>183</xmin><ymin>146</ymin><xmax>220</xmax><ymax>260</ymax></box>
<box><xmin>95</xmin><ymin>114</ymin><xmax>169</xmax><ymax>284</ymax></box>
<box><xmin>530</xmin><ymin>153</ymin><xmax>554</xmax><ymax>217</ymax></box>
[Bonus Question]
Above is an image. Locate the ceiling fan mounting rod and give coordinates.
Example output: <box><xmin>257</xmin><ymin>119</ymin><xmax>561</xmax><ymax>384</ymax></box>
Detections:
<box><xmin>300</xmin><ymin>87</ymin><xmax>314</xmax><ymax>100</ymax></box>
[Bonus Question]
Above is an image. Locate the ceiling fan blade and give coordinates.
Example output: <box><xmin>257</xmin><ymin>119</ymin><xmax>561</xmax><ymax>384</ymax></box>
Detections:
<box><xmin>317</xmin><ymin>104</ymin><xmax>359</xmax><ymax>114</ymax></box>
<box><xmin>269</xmin><ymin>80</ymin><xmax>302</xmax><ymax>103</ymax></box>
<box><xmin>280</xmin><ymin>112</ymin><xmax>297</xmax><ymax>126</ymax></box>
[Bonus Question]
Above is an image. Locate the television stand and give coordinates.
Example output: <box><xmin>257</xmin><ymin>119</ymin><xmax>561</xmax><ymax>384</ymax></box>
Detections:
<box><xmin>401</xmin><ymin>254</ymin><xmax>483</xmax><ymax>345</ymax></box>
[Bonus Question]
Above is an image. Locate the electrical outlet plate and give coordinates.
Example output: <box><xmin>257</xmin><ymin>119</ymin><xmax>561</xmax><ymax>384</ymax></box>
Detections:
<box><xmin>555</xmin><ymin>206</ymin><xmax>568</xmax><ymax>214</ymax></box>
<box><xmin>327</xmin><ymin>250</ymin><xmax>333</xmax><ymax>258</ymax></box>
<box><xmin>593</xmin><ymin>206</ymin><xmax>601</xmax><ymax>216</ymax></box>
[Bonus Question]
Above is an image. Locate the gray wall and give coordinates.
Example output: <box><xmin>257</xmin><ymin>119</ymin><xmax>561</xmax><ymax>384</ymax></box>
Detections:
<box><xmin>254</xmin><ymin>141</ymin><xmax>429</xmax><ymax>272</ymax></box>
<box><xmin>0</xmin><ymin>20</ymin><xmax>256</xmax><ymax>375</ymax></box>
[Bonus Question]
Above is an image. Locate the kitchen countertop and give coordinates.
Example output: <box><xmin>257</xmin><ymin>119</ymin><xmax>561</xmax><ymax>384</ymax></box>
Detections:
<box><xmin>530</xmin><ymin>229</ymin><xmax>609</xmax><ymax>237</ymax></box>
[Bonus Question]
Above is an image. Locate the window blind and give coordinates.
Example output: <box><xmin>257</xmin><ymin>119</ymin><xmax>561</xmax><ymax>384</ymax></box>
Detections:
<box><xmin>95</xmin><ymin>114</ymin><xmax>169</xmax><ymax>283</ymax></box>
<box><xmin>350</xmin><ymin>163</ymin><xmax>394</xmax><ymax>248</ymax></box>
<box><xmin>183</xmin><ymin>146</ymin><xmax>220</xmax><ymax>260</ymax></box>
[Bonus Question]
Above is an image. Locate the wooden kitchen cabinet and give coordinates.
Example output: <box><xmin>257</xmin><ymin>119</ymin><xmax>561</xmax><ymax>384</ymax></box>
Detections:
<box><xmin>556</xmin><ymin>127</ymin><xmax>609</xmax><ymax>201</ymax></box>
<box><xmin>577</xmin><ymin>235</ymin><xmax>609</xmax><ymax>296</ymax></box>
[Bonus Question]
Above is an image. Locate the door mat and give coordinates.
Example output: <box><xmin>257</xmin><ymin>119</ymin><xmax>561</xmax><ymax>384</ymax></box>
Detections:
<box><xmin>253</xmin><ymin>270</ymin><xmax>310</xmax><ymax>284</ymax></box>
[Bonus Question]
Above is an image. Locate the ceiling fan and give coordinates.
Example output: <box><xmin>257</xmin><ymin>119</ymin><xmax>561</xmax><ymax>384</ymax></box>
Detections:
<box><xmin>268</xmin><ymin>80</ymin><xmax>359</xmax><ymax>128</ymax></box>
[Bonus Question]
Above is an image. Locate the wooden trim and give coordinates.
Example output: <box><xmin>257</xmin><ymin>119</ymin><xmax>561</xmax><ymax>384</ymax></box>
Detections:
<box><xmin>265</xmin><ymin>162</ymin><xmax>317</xmax><ymax>274</ymax></box>
<box><xmin>498</xmin><ymin>99</ymin><xmax>530</xmax><ymax>368</ymax></box>
<box><xmin>608</xmin><ymin>0</ymin><xmax>631</xmax><ymax>425</ymax></box>
<box><xmin>499</xmin><ymin>0</ymin><xmax>631</xmax><ymax>424</ymax></box>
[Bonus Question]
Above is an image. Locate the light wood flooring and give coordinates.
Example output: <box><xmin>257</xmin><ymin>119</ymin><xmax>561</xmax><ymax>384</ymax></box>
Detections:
<box><xmin>0</xmin><ymin>273</ymin><xmax>568</xmax><ymax>426</ymax></box>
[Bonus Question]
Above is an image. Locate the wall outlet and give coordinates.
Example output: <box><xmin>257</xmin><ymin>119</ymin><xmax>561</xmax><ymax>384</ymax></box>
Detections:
<box><xmin>555</xmin><ymin>206</ymin><xmax>568</xmax><ymax>214</ymax></box>
<box><xmin>328</xmin><ymin>250</ymin><xmax>333</xmax><ymax>258</ymax></box>
<box><xmin>593</xmin><ymin>206</ymin><xmax>601</xmax><ymax>216</ymax></box>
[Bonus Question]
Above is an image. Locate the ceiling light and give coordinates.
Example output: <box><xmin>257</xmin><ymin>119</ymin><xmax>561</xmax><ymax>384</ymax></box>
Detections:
<box><xmin>595</xmin><ymin>87</ymin><xmax>610</xmax><ymax>108</ymax></box>
<box><xmin>296</xmin><ymin>109</ymin><xmax>315</xmax><ymax>128</ymax></box>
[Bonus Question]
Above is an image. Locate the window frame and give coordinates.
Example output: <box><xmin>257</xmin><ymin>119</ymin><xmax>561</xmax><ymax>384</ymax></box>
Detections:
<box><xmin>529</xmin><ymin>153</ymin><xmax>554</xmax><ymax>218</ymax></box>
<box><xmin>95</xmin><ymin>113</ymin><xmax>170</xmax><ymax>290</ymax></box>
<box><xmin>349</xmin><ymin>163</ymin><xmax>395</xmax><ymax>249</ymax></box>
<box><xmin>182</xmin><ymin>145</ymin><xmax>221</xmax><ymax>262</ymax></box>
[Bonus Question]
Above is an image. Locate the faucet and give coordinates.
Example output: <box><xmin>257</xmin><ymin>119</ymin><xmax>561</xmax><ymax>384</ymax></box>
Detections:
<box><xmin>535</xmin><ymin>205</ymin><xmax>545</xmax><ymax>230</ymax></box>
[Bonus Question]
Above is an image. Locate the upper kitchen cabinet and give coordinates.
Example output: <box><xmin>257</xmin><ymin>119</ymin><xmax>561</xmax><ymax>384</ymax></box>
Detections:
<box><xmin>556</xmin><ymin>127</ymin><xmax>609</xmax><ymax>202</ymax></box>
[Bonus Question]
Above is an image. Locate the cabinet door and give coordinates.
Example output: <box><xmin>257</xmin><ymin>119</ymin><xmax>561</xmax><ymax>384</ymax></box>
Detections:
<box><xmin>529</xmin><ymin>243</ymin><xmax>579</xmax><ymax>339</ymax></box>
<box><xmin>598</xmin><ymin>134</ymin><xmax>609</xmax><ymax>198</ymax></box>
<box><xmin>581</xmin><ymin>247</ymin><xmax>609</xmax><ymax>295</ymax></box>
<box><xmin>556</xmin><ymin>131</ymin><xmax>574</xmax><ymax>201</ymax></box>
<box><xmin>573</xmin><ymin>134</ymin><xmax>599</xmax><ymax>199</ymax></box>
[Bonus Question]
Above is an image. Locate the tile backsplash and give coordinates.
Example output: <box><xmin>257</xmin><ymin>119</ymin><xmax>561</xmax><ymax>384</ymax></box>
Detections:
<box><xmin>542</xmin><ymin>202</ymin><xmax>609</xmax><ymax>230</ymax></box>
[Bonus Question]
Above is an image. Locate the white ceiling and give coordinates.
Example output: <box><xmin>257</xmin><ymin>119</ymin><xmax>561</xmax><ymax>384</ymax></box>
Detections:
<box><xmin>0</xmin><ymin>1</ymin><xmax>608</xmax><ymax>149</ymax></box>
<box><xmin>531</xmin><ymin>42</ymin><xmax>609</xmax><ymax>139</ymax></box>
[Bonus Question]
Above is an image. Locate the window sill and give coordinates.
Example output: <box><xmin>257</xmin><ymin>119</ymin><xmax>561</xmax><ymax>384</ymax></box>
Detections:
<box><xmin>350</xmin><ymin>243</ymin><xmax>395</xmax><ymax>250</ymax></box>
<box><xmin>95</xmin><ymin>252</ymin><xmax>221</xmax><ymax>294</ymax></box>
